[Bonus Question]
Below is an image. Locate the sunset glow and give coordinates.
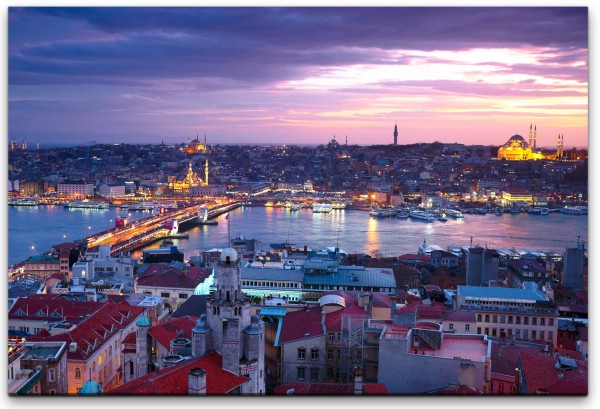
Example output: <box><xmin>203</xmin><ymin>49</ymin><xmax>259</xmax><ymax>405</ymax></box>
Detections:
<box><xmin>8</xmin><ymin>7</ymin><xmax>588</xmax><ymax>147</ymax></box>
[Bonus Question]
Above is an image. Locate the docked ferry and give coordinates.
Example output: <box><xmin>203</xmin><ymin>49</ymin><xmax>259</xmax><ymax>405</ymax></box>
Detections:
<box><xmin>409</xmin><ymin>210</ymin><xmax>435</xmax><ymax>222</ymax></box>
<box><xmin>8</xmin><ymin>198</ymin><xmax>39</xmax><ymax>207</ymax></box>
<box><xmin>312</xmin><ymin>203</ymin><xmax>332</xmax><ymax>213</ymax></box>
<box><xmin>63</xmin><ymin>200</ymin><xmax>109</xmax><ymax>210</ymax></box>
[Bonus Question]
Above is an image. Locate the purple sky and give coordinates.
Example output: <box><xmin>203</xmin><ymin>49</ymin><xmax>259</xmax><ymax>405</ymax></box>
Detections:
<box><xmin>8</xmin><ymin>7</ymin><xmax>588</xmax><ymax>147</ymax></box>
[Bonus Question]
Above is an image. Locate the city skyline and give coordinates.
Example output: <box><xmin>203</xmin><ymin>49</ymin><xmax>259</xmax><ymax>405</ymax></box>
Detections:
<box><xmin>8</xmin><ymin>7</ymin><xmax>588</xmax><ymax>147</ymax></box>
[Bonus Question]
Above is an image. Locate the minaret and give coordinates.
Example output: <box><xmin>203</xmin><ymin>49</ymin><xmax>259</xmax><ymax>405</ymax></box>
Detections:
<box><xmin>393</xmin><ymin>124</ymin><xmax>398</xmax><ymax>145</ymax></box>
<box><xmin>557</xmin><ymin>134</ymin><xmax>561</xmax><ymax>159</ymax></box>
<box><xmin>204</xmin><ymin>158</ymin><xmax>209</xmax><ymax>186</ymax></box>
<box><xmin>533</xmin><ymin>125</ymin><xmax>537</xmax><ymax>150</ymax></box>
<box><xmin>528</xmin><ymin>123</ymin><xmax>533</xmax><ymax>147</ymax></box>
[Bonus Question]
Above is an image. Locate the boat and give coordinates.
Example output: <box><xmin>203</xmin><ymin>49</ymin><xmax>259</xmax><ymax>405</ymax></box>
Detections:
<box><xmin>128</xmin><ymin>201</ymin><xmax>161</xmax><ymax>211</ymax></box>
<box><xmin>331</xmin><ymin>201</ymin><xmax>348</xmax><ymax>210</ymax></box>
<box><xmin>8</xmin><ymin>198</ymin><xmax>39</xmax><ymax>207</ymax></box>
<box><xmin>529</xmin><ymin>207</ymin><xmax>549</xmax><ymax>215</ymax></box>
<box><xmin>312</xmin><ymin>203</ymin><xmax>332</xmax><ymax>213</ymax></box>
<box><xmin>160</xmin><ymin>238</ymin><xmax>174</xmax><ymax>248</ymax></box>
<box><xmin>375</xmin><ymin>209</ymin><xmax>396</xmax><ymax>218</ymax></box>
<box><xmin>274</xmin><ymin>201</ymin><xmax>285</xmax><ymax>208</ymax></box>
<box><xmin>264</xmin><ymin>201</ymin><xmax>274</xmax><ymax>207</ymax></box>
<box><xmin>540</xmin><ymin>208</ymin><xmax>549</xmax><ymax>215</ymax></box>
<box><xmin>63</xmin><ymin>200</ymin><xmax>109</xmax><ymax>210</ymax></box>
<box><xmin>560</xmin><ymin>206</ymin><xmax>584</xmax><ymax>215</ymax></box>
<box><xmin>445</xmin><ymin>209</ymin><xmax>464</xmax><ymax>219</ymax></box>
<box><xmin>437</xmin><ymin>216</ymin><xmax>448</xmax><ymax>222</ymax></box>
<box><xmin>284</xmin><ymin>201</ymin><xmax>292</xmax><ymax>208</ymax></box>
<box><xmin>290</xmin><ymin>203</ymin><xmax>302</xmax><ymax>212</ymax></box>
<box><xmin>409</xmin><ymin>210</ymin><xmax>435</xmax><ymax>222</ymax></box>
<box><xmin>396</xmin><ymin>212</ymin><xmax>409</xmax><ymax>219</ymax></box>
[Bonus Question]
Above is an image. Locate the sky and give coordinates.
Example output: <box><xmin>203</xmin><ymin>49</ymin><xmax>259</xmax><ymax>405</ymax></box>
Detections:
<box><xmin>7</xmin><ymin>6</ymin><xmax>589</xmax><ymax>147</ymax></box>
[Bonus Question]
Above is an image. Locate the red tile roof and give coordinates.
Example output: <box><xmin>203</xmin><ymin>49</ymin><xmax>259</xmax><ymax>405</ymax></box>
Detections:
<box><xmin>400</xmin><ymin>300</ymin><xmax>446</xmax><ymax>320</ymax></box>
<box><xmin>52</xmin><ymin>242</ymin><xmax>77</xmax><ymax>250</ymax></box>
<box><xmin>362</xmin><ymin>383</ymin><xmax>388</xmax><ymax>395</ymax></box>
<box><xmin>108</xmin><ymin>352</ymin><xmax>248</xmax><ymax>395</ymax></box>
<box><xmin>519</xmin><ymin>351</ymin><xmax>587</xmax><ymax>395</ymax></box>
<box><xmin>32</xmin><ymin>302</ymin><xmax>144</xmax><ymax>361</ymax></box>
<box><xmin>106</xmin><ymin>294</ymin><xmax>128</xmax><ymax>304</ymax></box>
<box><xmin>490</xmin><ymin>340</ymin><xmax>547</xmax><ymax>377</ymax></box>
<box><xmin>137</xmin><ymin>264</ymin><xmax>212</xmax><ymax>290</ymax></box>
<box><xmin>8</xmin><ymin>294</ymin><xmax>104</xmax><ymax>323</ymax></box>
<box><xmin>148</xmin><ymin>316</ymin><xmax>196</xmax><ymax>350</ymax></box>
<box><xmin>444</xmin><ymin>310</ymin><xmax>476</xmax><ymax>323</ymax></box>
<box><xmin>277</xmin><ymin>307</ymin><xmax>325</xmax><ymax>344</ymax></box>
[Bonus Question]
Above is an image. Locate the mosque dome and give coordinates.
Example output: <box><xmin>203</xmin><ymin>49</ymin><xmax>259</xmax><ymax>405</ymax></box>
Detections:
<box><xmin>79</xmin><ymin>380</ymin><xmax>102</xmax><ymax>395</ymax></box>
<box><xmin>192</xmin><ymin>313</ymin><xmax>211</xmax><ymax>334</ymax></box>
<box><xmin>220</xmin><ymin>248</ymin><xmax>238</xmax><ymax>264</ymax></box>
<box><xmin>509</xmin><ymin>134</ymin><xmax>526</xmax><ymax>142</ymax></box>
<box><xmin>136</xmin><ymin>315</ymin><xmax>151</xmax><ymax>327</ymax></box>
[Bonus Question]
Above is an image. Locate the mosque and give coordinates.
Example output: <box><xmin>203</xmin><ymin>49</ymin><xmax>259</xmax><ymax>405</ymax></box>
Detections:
<box><xmin>185</xmin><ymin>135</ymin><xmax>208</xmax><ymax>154</ymax></box>
<box><xmin>497</xmin><ymin>124</ymin><xmax>565</xmax><ymax>160</ymax></box>
<box><xmin>168</xmin><ymin>160</ymin><xmax>209</xmax><ymax>194</ymax></box>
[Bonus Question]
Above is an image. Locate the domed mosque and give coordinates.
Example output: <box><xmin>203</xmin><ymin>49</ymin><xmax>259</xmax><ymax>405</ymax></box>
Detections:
<box><xmin>497</xmin><ymin>124</ymin><xmax>550</xmax><ymax>160</ymax></box>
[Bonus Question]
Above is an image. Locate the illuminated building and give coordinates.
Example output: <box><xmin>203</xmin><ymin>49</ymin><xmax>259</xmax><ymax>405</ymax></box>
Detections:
<box><xmin>501</xmin><ymin>190</ymin><xmax>533</xmax><ymax>206</ymax></box>
<box><xmin>185</xmin><ymin>135</ymin><xmax>207</xmax><ymax>154</ymax></box>
<box><xmin>497</xmin><ymin>125</ymin><xmax>546</xmax><ymax>160</ymax></box>
<box><xmin>168</xmin><ymin>160</ymin><xmax>208</xmax><ymax>194</ymax></box>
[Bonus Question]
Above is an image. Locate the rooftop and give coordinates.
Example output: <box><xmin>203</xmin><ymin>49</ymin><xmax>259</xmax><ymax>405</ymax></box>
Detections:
<box><xmin>304</xmin><ymin>267</ymin><xmax>395</xmax><ymax>288</ymax></box>
<box><xmin>241</xmin><ymin>266</ymin><xmax>304</xmax><ymax>282</ymax></box>
<box><xmin>457</xmin><ymin>285</ymin><xmax>547</xmax><ymax>302</ymax></box>
<box><xmin>409</xmin><ymin>335</ymin><xmax>489</xmax><ymax>362</ymax></box>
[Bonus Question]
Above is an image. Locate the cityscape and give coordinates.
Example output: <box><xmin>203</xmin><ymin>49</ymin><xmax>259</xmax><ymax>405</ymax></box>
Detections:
<box><xmin>7</xmin><ymin>7</ymin><xmax>588</xmax><ymax>397</ymax></box>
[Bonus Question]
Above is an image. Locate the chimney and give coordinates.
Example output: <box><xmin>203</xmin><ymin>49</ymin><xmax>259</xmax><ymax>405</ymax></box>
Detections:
<box><xmin>353</xmin><ymin>366</ymin><xmax>363</xmax><ymax>395</ymax></box>
<box><xmin>514</xmin><ymin>368</ymin><xmax>521</xmax><ymax>395</ymax></box>
<box><xmin>188</xmin><ymin>368</ymin><xmax>207</xmax><ymax>395</ymax></box>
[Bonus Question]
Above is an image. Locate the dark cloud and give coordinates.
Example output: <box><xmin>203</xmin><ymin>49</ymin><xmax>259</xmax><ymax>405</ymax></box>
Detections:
<box><xmin>9</xmin><ymin>7</ymin><xmax>588</xmax><ymax>87</ymax></box>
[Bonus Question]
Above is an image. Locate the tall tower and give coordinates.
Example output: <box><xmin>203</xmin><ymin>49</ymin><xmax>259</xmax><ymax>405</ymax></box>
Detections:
<box><xmin>204</xmin><ymin>158</ymin><xmax>209</xmax><ymax>186</ymax></box>
<box><xmin>557</xmin><ymin>134</ymin><xmax>561</xmax><ymax>159</ymax></box>
<box><xmin>205</xmin><ymin>248</ymin><xmax>265</xmax><ymax>394</ymax></box>
<box><xmin>393</xmin><ymin>124</ymin><xmax>398</xmax><ymax>145</ymax></box>
<box><xmin>529</xmin><ymin>123</ymin><xmax>533</xmax><ymax>147</ymax></box>
<box><xmin>533</xmin><ymin>125</ymin><xmax>537</xmax><ymax>150</ymax></box>
<box><xmin>135</xmin><ymin>314</ymin><xmax>151</xmax><ymax>378</ymax></box>
<box><xmin>561</xmin><ymin>134</ymin><xmax>565</xmax><ymax>158</ymax></box>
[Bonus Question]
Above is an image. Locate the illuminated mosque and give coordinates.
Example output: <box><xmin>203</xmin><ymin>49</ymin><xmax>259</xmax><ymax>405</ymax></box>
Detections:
<box><xmin>497</xmin><ymin>124</ymin><xmax>565</xmax><ymax>160</ymax></box>
<box><xmin>185</xmin><ymin>134</ymin><xmax>208</xmax><ymax>154</ymax></box>
<box><xmin>169</xmin><ymin>160</ymin><xmax>209</xmax><ymax>193</ymax></box>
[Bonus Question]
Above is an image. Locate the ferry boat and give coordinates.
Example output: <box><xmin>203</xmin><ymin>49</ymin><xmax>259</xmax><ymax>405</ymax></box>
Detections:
<box><xmin>274</xmin><ymin>201</ymin><xmax>285</xmax><ymax>208</ymax></box>
<box><xmin>312</xmin><ymin>203</ymin><xmax>332</xmax><ymax>213</ymax></box>
<box><xmin>529</xmin><ymin>207</ymin><xmax>549</xmax><ymax>215</ymax></box>
<box><xmin>445</xmin><ymin>209</ymin><xmax>464</xmax><ymax>219</ymax></box>
<box><xmin>264</xmin><ymin>201</ymin><xmax>274</xmax><ymax>207</ymax></box>
<box><xmin>560</xmin><ymin>206</ymin><xmax>584</xmax><ymax>215</ymax></box>
<box><xmin>374</xmin><ymin>209</ymin><xmax>396</xmax><ymax>218</ymax></box>
<box><xmin>289</xmin><ymin>203</ymin><xmax>302</xmax><ymax>212</ymax></box>
<box><xmin>8</xmin><ymin>198</ymin><xmax>39</xmax><ymax>207</ymax></box>
<box><xmin>63</xmin><ymin>200</ymin><xmax>109</xmax><ymax>210</ymax></box>
<box><xmin>331</xmin><ymin>201</ymin><xmax>348</xmax><ymax>210</ymax></box>
<box><xmin>409</xmin><ymin>210</ymin><xmax>435</xmax><ymax>222</ymax></box>
<box><xmin>128</xmin><ymin>201</ymin><xmax>159</xmax><ymax>211</ymax></box>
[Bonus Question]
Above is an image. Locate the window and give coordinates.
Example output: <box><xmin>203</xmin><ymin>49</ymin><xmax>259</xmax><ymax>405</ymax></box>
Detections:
<box><xmin>508</xmin><ymin>329</ymin><xmax>513</xmax><ymax>337</ymax></box>
<box><xmin>449</xmin><ymin>323</ymin><xmax>454</xmax><ymax>330</ymax></box>
<box><xmin>516</xmin><ymin>316</ymin><xmax>521</xmax><ymax>325</ymax></box>
<box><xmin>548</xmin><ymin>331</ymin><xmax>554</xmax><ymax>341</ymax></box>
<box><xmin>484</xmin><ymin>328</ymin><xmax>489</xmax><ymax>335</ymax></box>
<box><xmin>498</xmin><ymin>383</ymin><xmax>505</xmax><ymax>394</ymax></box>
<box><xmin>75</xmin><ymin>368</ymin><xmax>81</xmax><ymax>379</ymax></box>
<box><xmin>508</xmin><ymin>316</ymin><xmax>513</xmax><ymax>324</ymax></box>
<box><xmin>297</xmin><ymin>347</ymin><xmax>305</xmax><ymax>360</ymax></box>
<box><xmin>539</xmin><ymin>331</ymin><xmax>545</xmax><ymax>340</ymax></box>
<box><xmin>160</xmin><ymin>292</ymin><xmax>170</xmax><ymax>298</ymax></box>
<box><xmin>328</xmin><ymin>332</ymin><xmax>335</xmax><ymax>341</ymax></box>
<box><xmin>327</xmin><ymin>350</ymin><xmax>334</xmax><ymax>361</ymax></box>
<box><xmin>532</xmin><ymin>330</ymin><xmax>537</xmax><ymax>339</ymax></box>
<box><xmin>540</xmin><ymin>318</ymin><xmax>546</xmax><ymax>326</ymax></box>
<box><xmin>477</xmin><ymin>327</ymin><xmax>482</xmax><ymax>335</ymax></box>
<box><xmin>492</xmin><ymin>315</ymin><xmax>498</xmax><ymax>324</ymax></box>
<box><xmin>49</xmin><ymin>368</ymin><xmax>55</xmax><ymax>382</ymax></box>
<box><xmin>336</xmin><ymin>333</ymin><xmax>341</xmax><ymax>341</ymax></box>
<box><xmin>311</xmin><ymin>348</ymin><xmax>319</xmax><ymax>360</ymax></box>
<box><xmin>178</xmin><ymin>293</ymin><xmax>188</xmax><ymax>299</ymax></box>
<box><xmin>310</xmin><ymin>368</ymin><xmax>319</xmax><ymax>382</ymax></box>
<box><xmin>515</xmin><ymin>329</ymin><xmax>520</xmax><ymax>338</ymax></box>
<box><xmin>337</xmin><ymin>350</ymin><xmax>341</xmax><ymax>360</ymax></box>
<box><xmin>532</xmin><ymin>317</ymin><xmax>537</xmax><ymax>326</ymax></box>
<box><xmin>327</xmin><ymin>368</ymin><xmax>334</xmax><ymax>378</ymax></box>
<box><xmin>523</xmin><ymin>329</ymin><xmax>529</xmax><ymax>339</ymax></box>
<box><xmin>297</xmin><ymin>367</ymin><xmax>305</xmax><ymax>381</ymax></box>
<box><xmin>465</xmin><ymin>324</ymin><xmax>470</xmax><ymax>331</ymax></box>
<box><xmin>485</xmin><ymin>315</ymin><xmax>490</xmax><ymax>323</ymax></box>
<box><xmin>477</xmin><ymin>314</ymin><xmax>482</xmax><ymax>322</ymax></box>
<box><xmin>129</xmin><ymin>361</ymin><xmax>134</xmax><ymax>375</ymax></box>
<box><xmin>548</xmin><ymin>318</ymin><xmax>554</xmax><ymax>326</ymax></box>
<box><xmin>523</xmin><ymin>316</ymin><xmax>529</xmax><ymax>325</ymax></box>
<box><xmin>492</xmin><ymin>328</ymin><xmax>497</xmax><ymax>337</ymax></box>
<box><xmin>500</xmin><ymin>315</ymin><xmax>506</xmax><ymax>324</ymax></box>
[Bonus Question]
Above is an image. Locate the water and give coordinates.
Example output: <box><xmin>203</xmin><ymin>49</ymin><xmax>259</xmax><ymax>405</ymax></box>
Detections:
<box><xmin>7</xmin><ymin>205</ymin><xmax>150</xmax><ymax>266</ymax></box>
<box><xmin>8</xmin><ymin>205</ymin><xmax>588</xmax><ymax>266</ymax></box>
<box><xmin>134</xmin><ymin>206</ymin><xmax>587</xmax><ymax>260</ymax></box>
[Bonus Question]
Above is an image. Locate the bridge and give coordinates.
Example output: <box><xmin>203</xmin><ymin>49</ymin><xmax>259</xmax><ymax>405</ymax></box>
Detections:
<box><xmin>83</xmin><ymin>200</ymin><xmax>244</xmax><ymax>256</ymax></box>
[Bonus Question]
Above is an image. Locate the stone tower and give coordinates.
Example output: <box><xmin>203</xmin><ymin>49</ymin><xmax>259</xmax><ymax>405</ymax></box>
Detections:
<box><xmin>135</xmin><ymin>314</ymin><xmax>151</xmax><ymax>378</ymax></box>
<box><xmin>203</xmin><ymin>247</ymin><xmax>265</xmax><ymax>394</ymax></box>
